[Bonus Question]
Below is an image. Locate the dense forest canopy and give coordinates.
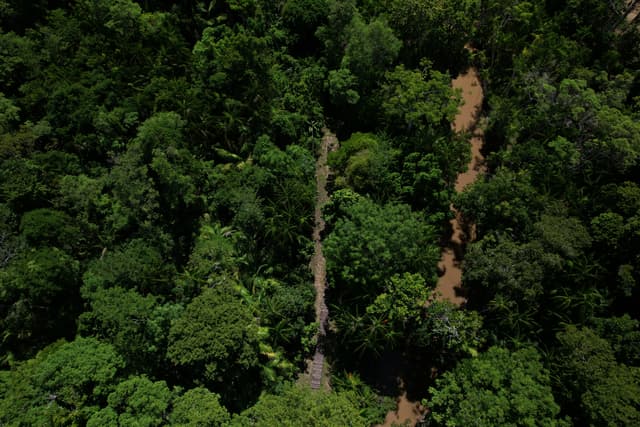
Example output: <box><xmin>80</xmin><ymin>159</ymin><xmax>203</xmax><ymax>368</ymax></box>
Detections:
<box><xmin>0</xmin><ymin>0</ymin><xmax>639</xmax><ymax>425</ymax></box>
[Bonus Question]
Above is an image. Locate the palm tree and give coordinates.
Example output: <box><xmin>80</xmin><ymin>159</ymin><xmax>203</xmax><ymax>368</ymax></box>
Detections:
<box><xmin>333</xmin><ymin>307</ymin><xmax>400</xmax><ymax>359</ymax></box>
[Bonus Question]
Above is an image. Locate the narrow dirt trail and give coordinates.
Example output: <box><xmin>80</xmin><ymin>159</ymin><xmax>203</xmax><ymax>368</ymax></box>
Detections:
<box><xmin>307</xmin><ymin>128</ymin><xmax>338</xmax><ymax>390</ymax></box>
<box><xmin>379</xmin><ymin>67</ymin><xmax>484</xmax><ymax>427</ymax></box>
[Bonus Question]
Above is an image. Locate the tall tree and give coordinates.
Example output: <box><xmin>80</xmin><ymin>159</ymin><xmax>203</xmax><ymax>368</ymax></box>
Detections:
<box><xmin>0</xmin><ymin>338</ymin><xmax>124</xmax><ymax>425</ymax></box>
<box><xmin>0</xmin><ymin>247</ymin><xmax>81</xmax><ymax>361</ymax></box>
<box><xmin>167</xmin><ymin>283</ymin><xmax>262</xmax><ymax>410</ymax></box>
<box><xmin>553</xmin><ymin>326</ymin><xmax>640</xmax><ymax>427</ymax></box>
<box><xmin>427</xmin><ymin>346</ymin><xmax>568</xmax><ymax>426</ymax></box>
<box><xmin>324</xmin><ymin>197</ymin><xmax>439</xmax><ymax>300</ymax></box>
<box><xmin>230</xmin><ymin>384</ymin><xmax>367</xmax><ymax>427</ymax></box>
<box><xmin>87</xmin><ymin>375</ymin><xmax>174</xmax><ymax>427</ymax></box>
<box><xmin>169</xmin><ymin>387</ymin><xmax>230</xmax><ymax>426</ymax></box>
<box><xmin>387</xmin><ymin>0</ymin><xmax>476</xmax><ymax>70</ymax></box>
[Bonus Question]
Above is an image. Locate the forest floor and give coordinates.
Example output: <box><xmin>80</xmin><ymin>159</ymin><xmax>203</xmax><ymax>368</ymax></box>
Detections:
<box><xmin>304</xmin><ymin>128</ymin><xmax>338</xmax><ymax>390</ymax></box>
<box><xmin>378</xmin><ymin>67</ymin><xmax>485</xmax><ymax>427</ymax></box>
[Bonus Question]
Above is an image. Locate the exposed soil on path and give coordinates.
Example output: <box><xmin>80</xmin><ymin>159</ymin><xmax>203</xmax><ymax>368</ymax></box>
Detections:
<box><xmin>306</xmin><ymin>128</ymin><xmax>338</xmax><ymax>390</ymax></box>
<box><xmin>379</xmin><ymin>67</ymin><xmax>485</xmax><ymax>427</ymax></box>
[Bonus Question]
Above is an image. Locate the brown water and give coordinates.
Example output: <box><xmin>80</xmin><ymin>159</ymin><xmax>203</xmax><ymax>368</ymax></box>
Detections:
<box><xmin>435</xmin><ymin>68</ymin><xmax>485</xmax><ymax>306</ymax></box>
<box><xmin>380</xmin><ymin>392</ymin><xmax>426</xmax><ymax>427</ymax></box>
<box><xmin>378</xmin><ymin>67</ymin><xmax>484</xmax><ymax>427</ymax></box>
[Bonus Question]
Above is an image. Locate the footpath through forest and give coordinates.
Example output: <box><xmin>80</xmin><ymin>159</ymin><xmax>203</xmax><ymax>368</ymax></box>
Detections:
<box><xmin>306</xmin><ymin>128</ymin><xmax>338</xmax><ymax>390</ymax></box>
<box><xmin>379</xmin><ymin>67</ymin><xmax>485</xmax><ymax>427</ymax></box>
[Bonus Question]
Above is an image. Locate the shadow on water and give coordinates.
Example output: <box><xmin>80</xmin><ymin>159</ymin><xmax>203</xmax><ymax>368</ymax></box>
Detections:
<box><xmin>327</xmin><ymin>341</ymin><xmax>436</xmax><ymax>401</ymax></box>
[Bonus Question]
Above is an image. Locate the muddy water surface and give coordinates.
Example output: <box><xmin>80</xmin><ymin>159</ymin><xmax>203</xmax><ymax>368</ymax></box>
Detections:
<box><xmin>435</xmin><ymin>68</ymin><xmax>485</xmax><ymax>306</ymax></box>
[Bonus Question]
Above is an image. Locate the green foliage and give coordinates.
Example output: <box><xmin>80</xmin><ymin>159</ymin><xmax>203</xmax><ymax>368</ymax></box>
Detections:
<box><xmin>281</xmin><ymin>0</ymin><xmax>328</xmax><ymax>43</ymax></box>
<box><xmin>366</xmin><ymin>273</ymin><xmax>430</xmax><ymax>325</ymax></box>
<box><xmin>475</xmin><ymin>0</ymin><xmax>542</xmax><ymax>72</ymax></box>
<box><xmin>315</xmin><ymin>0</ymin><xmax>359</xmax><ymax>67</ymax></box>
<box><xmin>327</xmin><ymin>68</ymin><xmax>360</xmax><ymax>105</ymax></box>
<box><xmin>328</xmin><ymin>132</ymin><xmax>400</xmax><ymax>201</ymax></box>
<box><xmin>341</xmin><ymin>16</ymin><xmax>401</xmax><ymax>87</ymax></box>
<box><xmin>0</xmin><ymin>338</ymin><xmax>124</xmax><ymax>426</ymax></box>
<box><xmin>0</xmin><ymin>151</ymin><xmax>81</xmax><ymax>214</ymax></box>
<box><xmin>322</xmin><ymin>187</ymin><xmax>363</xmax><ymax>222</ymax></box>
<box><xmin>103</xmin><ymin>143</ymin><xmax>162</xmax><ymax>238</ymax></box>
<box><xmin>330</xmin><ymin>372</ymin><xmax>396</xmax><ymax>425</ymax></box>
<box><xmin>428</xmin><ymin>346</ymin><xmax>568</xmax><ymax>427</ymax></box>
<box><xmin>325</xmin><ymin>197</ymin><xmax>439</xmax><ymax>294</ymax></box>
<box><xmin>82</xmin><ymin>238</ymin><xmax>175</xmax><ymax>296</ymax></box>
<box><xmin>399</xmin><ymin>151</ymin><xmax>451</xmax><ymax>214</ymax></box>
<box><xmin>177</xmin><ymin>221</ymin><xmax>241</xmax><ymax>300</ymax></box>
<box><xmin>88</xmin><ymin>375</ymin><xmax>173</xmax><ymax>427</ymax></box>
<box><xmin>325</xmin><ymin>194</ymin><xmax>442</xmax><ymax>356</ymax></box>
<box><xmin>251</xmin><ymin>138</ymin><xmax>315</xmax><ymax>263</ymax></box>
<box><xmin>169</xmin><ymin>387</ymin><xmax>230</xmax><ymax>426</ymax></box>
<box><xmin>56</xmin><ymin>174</ymin><xmax>105</xmax><ymax>224</ymax></box>
<box><xmin>381</xmin><ymin>62</ymin><xmax>460</xmax><ymax>138</ymax></box>
<box><xmin>0</xmin><ymin>158</ymin><xmax>46</xmax><ymax>213</ymax></box>
<box><xmin>548</xmin><ymin>0</ymin><xmax>624</xmax><ymax>49</ymax></box>
<box><xmin>0</xmin><ymin>32</ymin><xmax>39</xmax><ymax>93</ymax></box>
<box><xmin>388</xmin><ymin>0</ymin><xmax>476</xmax><ymax>69</ymax></box>
<box><xmin>379</xmin><ymin>62</ymin><xmax>469</xmax><ymax>190</ymax></box>
<box><xmin>590</xmin><ymin>212</ymin><xmax>625</xmax><ymax>249</ymax></box>
<box><xmin>167</xmin><ymin>283</ymin><xmax>261</xmax><ymax>407</ymax></box>
<box><xmin>463</xmin><ymin>236</ymin><xmax>568</xmax><ymax>340</ymax></box>
<box><xmin>0</xmin><ymin>206</ymin><xmax>19</xmax><ymax>271</ymax></box>
<box><xmin>0</xmin><ymin>92</ymin><xmax>19</xmax><ymax>133</ymax></box>
<box><xmin>491</xmin><ymin>75</ymin><xmax>640</xmax><ymax>187</ymax></box>
<box><xmin>455</xmin><ymin>168</ymin><xmax>544</xmax><ymax>239</ymax></box>
<box><xmin>334</xmin><ymin>272</ymin><xmax>434</xmax><ymax>356</ymax></box>
<box><xmin>191</xmin><ymin>25</ymin><xmax>273</xmax><ymax>152</ymax></box>
<box><xmin>231</xmin><ymin>384</ymin><xmax>367</xmax><ymax>427</ymax></box>
<box><xmin>19</xmin><ymin>208</ymin><xmax>81</xmax><ymax>250</ymax></box>
<box><xmin>79</xmin><ymin>287</ymin><xmax>182</xmax><ymax>374</ymax></box>
<box><xmin>149</xmin><ymin>141</ymin><xmax>211</xmax><ymax>242</ymax></box>
<box><xmin>135</xmin><ymin>112</ymin><xmax>186</xmax><ymax>153</ymax></box>
<box><xmin>534</xmin><ymin>214</ymin><xmax>592</xmax><ymax>259</ymax></box>
<box><xmin>414</xmin><ymin>301</ymin><xmax>484</xmax><ymax>360</ymax></box>
<box><xmin>2</xmin><ymin>1</ymin><xmax>640</xmax><ymax>425</ymax></box>
<box><xmin>246</xmin><ymin>276</ymin><xmax>314</xmax><ymax>359</ymax></box>
<box><xmin>592</xmin><ymin>315</ymin><xmax>640</xmax><ymax>366</ymax></box>
<box><xmin>0</xmin><ymin>247</ymin><xmax>80</xmax><ymax>360</ymax></box>
<box><xmin>269</xmin><ymin>58</ymin><xmax>325</xmax><ymax>143</ymax></box>
<box><xmin>0</xmin><ymin>119</ymin><xmax>51</xmax><ymax>161</ymax></box>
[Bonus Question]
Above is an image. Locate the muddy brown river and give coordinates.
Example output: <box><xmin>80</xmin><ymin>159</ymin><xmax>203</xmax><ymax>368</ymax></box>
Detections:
<box><xmin>435</xmin><ymin>67</ymin><xmax>485</xmax><ymax>306</ymax></box>
<box><xmin>379</xmin><ymin>67</ymin><xmax>484</xmax><ymax>427</ymax></box>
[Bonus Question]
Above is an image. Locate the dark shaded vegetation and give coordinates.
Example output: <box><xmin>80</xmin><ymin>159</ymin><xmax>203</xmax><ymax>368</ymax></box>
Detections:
<box><xmin>0</xmin><ymin>0</ymin><xmax>639</xmax><ymax>425</ymax></box>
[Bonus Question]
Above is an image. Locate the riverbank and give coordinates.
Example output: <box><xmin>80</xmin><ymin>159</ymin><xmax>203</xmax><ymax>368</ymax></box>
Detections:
<box><xmin>379</xmin><ymin>67</ymin><xmax>485</xmax><ymax>427</ymax></box>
